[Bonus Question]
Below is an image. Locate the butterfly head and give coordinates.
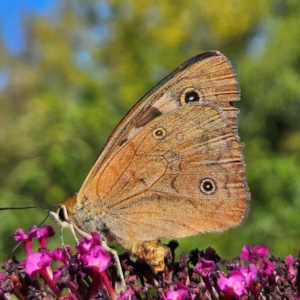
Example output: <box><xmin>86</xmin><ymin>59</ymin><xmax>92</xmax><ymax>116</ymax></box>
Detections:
<box><xmin>50</xmin><ymin>195</ymin><xmax>92</xmax><ymax>240</ymax></box>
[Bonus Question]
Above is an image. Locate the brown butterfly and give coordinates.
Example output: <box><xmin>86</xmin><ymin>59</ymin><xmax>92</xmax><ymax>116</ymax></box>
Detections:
<box><xmin>51</xmin><ymin>50</ymin><xmax>250</xmax><ymax>274</ymax></box>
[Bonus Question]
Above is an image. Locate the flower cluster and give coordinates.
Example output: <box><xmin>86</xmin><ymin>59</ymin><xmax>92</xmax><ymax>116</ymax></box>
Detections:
<box><xmin>0</xmin><ymin>226</ymin><xmax>115</xmax><ymax>299</ymax></box>
<box><xmin>1</xmin><ymin>226</ymin><xmax>300</xmax><ymax>299</ymax></box>
<box><xmin>187</xmin><ymin>244</ymin><xmax>300</xmax><ymax>299</ymax></box>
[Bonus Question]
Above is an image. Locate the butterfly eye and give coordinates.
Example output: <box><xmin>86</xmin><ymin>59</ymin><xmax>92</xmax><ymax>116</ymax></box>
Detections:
<box><xmin>152</xmin><ymin>127</ymin><xmax>166</xmax><ymax>140</ymax></box>
<box><xmin>57</xmin><ymin>206</ymin><xmax>69</xmax><ymax>222</ymax></box>
<box><xmin>199</xmin><ymin>178</ymin><xmax>217</xmax><ymax>195</ymax></box>
<box><xmin>180</xmin><ymin>88</ymin><xmax>202</xmax><ymax>105</ymax></box>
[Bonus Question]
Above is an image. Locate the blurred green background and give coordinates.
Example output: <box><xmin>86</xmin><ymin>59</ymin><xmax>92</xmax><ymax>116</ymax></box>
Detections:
<box><xmin>0</xmin><ymin>0</ymin><xmax>300</xmax><ymax>262</ymax></box>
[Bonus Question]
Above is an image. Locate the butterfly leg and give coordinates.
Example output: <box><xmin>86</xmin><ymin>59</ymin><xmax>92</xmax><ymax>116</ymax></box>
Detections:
<box><xmin>101</xmin><ymin>239</ymin><xmax>126</xmax><ymax>292</ymax></box>
<box><xmin>59</xmin><ymin>226</ymin><xmax>72</xmax><ymax>259</ymax></box>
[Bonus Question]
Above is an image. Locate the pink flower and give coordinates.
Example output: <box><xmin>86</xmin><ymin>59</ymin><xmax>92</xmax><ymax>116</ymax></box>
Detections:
<box><xmin>21</xmin><ymin>248</ymin><xmax>62</xmax><ymax>298</ymax></box>
<box><xmin>53</xmin><ymin>265</ymin><xmax>65</xmax><ymax>283</ymax></box>
<box><xmin>164</xmin><ymin>290</ymin><xmax>188</xmax><ymax>300</ymax></box>
<box><xmin>160</xmin><ymin>281</ymin><xmax>188</xmax><ymax>300</ymax></box>
<box><xmin>28</xmin><ymin>225</ymin><xmax>39</xmax><ymax>238</ymax></box>
<box><xmin>14</xmin><ymin>226</ymin><xmax>56</xmax><ymax>256</ymax></box>
<box><xmin>193</xmin><ymin>258</ymin><xmax>215</xmax><ymax>277</ymax></box>
<box><xmin>76</xmin><ymin>232</ymin><xmax>101</xmax><ymax>254</ymax></box>
<box><xmin>14</xmin><ymin>228</ymin><xmax>28</xmax><ymax>242</ymax></box>
<box><xmin>22</xmin><ymin>249</ymin><xmax>52</xmax><ymax>276</ymax></box>
<box><xmin>254</xmin><ymin>245</ymin><xmax>269</xmax><ymax>256</ymax></box>
<box><xmin>81</xmin><ymin>245</ymin><xmax>111</xmax><ymax>273</ymax></box>
<box><xmin>36</xmin><ymin>226</ymin><xmax>55</xmax><ymax>248</ymax></box>
<box><xmin>237</xmin><ymin>264</ymin><xmax>258</xmax><ymax>287</ymax></box>
<box><xmin>286</xmin><ymin>255</ymin><xmax>295</xmax><ymax>282</ymax></box>
<box><xmin>261</xmin><ymin>258</ymin><xmax>274</xmax><ymax>276</ymax></box>
<box><xmin>218</xmin><ymin>263</ymin><xmax>258</xmax><ymax>297</ymax></box>
<box><xmin>0</xmin><ymin>273</ymin><xmax>4</xmax><ymax>295</ymax></box>
<box><xmin>240</xmin><ymin>244</ymin><xmax>268</xmax><ymax>261</ymax></box>
<box><xmin>218</xmin><ymin>270</ymin><xmax>247</xmax><ymax>297</ymax></box>
<box><xmin>117</xmin><ymin>288</ymin><xmax>134</xmax><ymax>299</ymax></box>
<box><xmin>52</xmin><ymin>246</ymin><xmax>72</xmax><ymax>265</ymax></box>
<box><xmin>240</xmin><ymin>244</ymin><xmax>274</xmax><ymax>276</ymax></box>
<box><xmin>14</xmin><ymin>228</ymin><xmax>32</xmax><ymax>255</ymax></box>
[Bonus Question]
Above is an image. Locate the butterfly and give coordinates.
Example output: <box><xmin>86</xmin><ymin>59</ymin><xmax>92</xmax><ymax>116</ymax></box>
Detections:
<box><xmin>51</xmin><ymin>50</ymin><xmax>250</xmax><ymax>275</ymax></box>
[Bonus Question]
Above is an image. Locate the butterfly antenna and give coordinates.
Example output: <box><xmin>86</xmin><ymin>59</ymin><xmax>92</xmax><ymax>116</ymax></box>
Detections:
<box><xmin>0</xmin><ymin>205</ymin><xmax>48</xmax><ymax>210</ymax></box>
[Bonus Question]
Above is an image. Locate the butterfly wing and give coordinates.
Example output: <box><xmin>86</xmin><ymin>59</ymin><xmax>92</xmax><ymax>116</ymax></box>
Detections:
<box><xmin>67</xmin><ymin>51</ymin><xmax>249</xmax><ymax>249</ymax></box>
<box><xmin>92</xmin><ymin>104</ymin><xmax>249</xmax><ymax>247</ymax></box>
<box><xmin>77</xmin><ymin>51</ymin><xmax>240</xmax><ymax>200</ymax></box>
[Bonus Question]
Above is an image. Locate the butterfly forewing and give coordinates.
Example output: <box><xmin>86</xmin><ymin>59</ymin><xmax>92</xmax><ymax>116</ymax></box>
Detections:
<box><xmin>64</xmin><ymin>51</ymin><xmax>249</xmax><ymax>251</ymax></box>
<box><xmin>86</xmin><ymin>105</ymin><xmax>249</xmax><ymax>246</ymax></box>
<box><xmin>77</xmin><ymin>51</ymin><xmax>240</xmax><ymax>200</ymax></box>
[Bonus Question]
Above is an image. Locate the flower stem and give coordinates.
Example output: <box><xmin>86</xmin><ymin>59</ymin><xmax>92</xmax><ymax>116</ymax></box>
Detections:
<box><xmin>99</xmin><ymin>271</ymin><xmax>117</xmax><ymax>300</ymax></box>
<box><xmin>40</xmin><ymin>268</ymin><xmax>62</xmax><ymax>299</ymax></box>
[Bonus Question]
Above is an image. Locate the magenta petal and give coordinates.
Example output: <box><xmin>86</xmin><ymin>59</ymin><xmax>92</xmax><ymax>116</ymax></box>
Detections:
<box><xmin>91</xmin><ymin>232</ymin><xmax>101</xmax><ymax>245</ymax></box>
<box><xmin>165</xmin><ymin>291</ymin><xmax>178</xmax><ymax>300</ymax></box>
<box><xmin>218</xmin><ymin>270</ymin><xmax>247</xmax><ymax>297</ymax></box>
<box><xmin>194</xmin><ymin>258</ymin><xmax>215</xmax><ymax>277</ymax></box>
<box><xmin>176</xmin><ymin>289</ymin><xmax>189</xmax><ymax>299</ymax></box>
<box><xmin>23</xmin><ymin>252</ymin><xmax>43</xmax><ymax>275</ymax></box>
<box><xmin>37</xmin><ymin>249</ymin><xmax>52</xmax><ymax>269</ymax></box>
<box><xmin>14</xmin><ymin>228</ymin><xmax>33</xmax><ymax>255</ymax></box>
<box><xmin>237</xmin><ymin>264</ymin><xmax>258</xmax><ymax>287</ymax></box>
<box><xmin>37</xmin><ymin>226</ymin><xmax>55</xmax><ymax>239</ymax></box>
<box><xmin>262</xmin><ymin>259</ymin><xmax>274</xmax><ymax>275</ymax></box>
<box><xmin>286</xmin><ymin>255</ymin><xmax>296</xmax><ymax>276</ymax></box>
<box><xmin>254</xmin><ymin>244</ymin><xmax>268</xmax><ymax>257</ymax></box>
<box><xmin>165</xmin><ymin>289</ymin><xmax>188</xmax><ymax>300</ymax></box>
<box><xmin>52</xmin><ymin>248</ymin><xmax>65</xmax><ymax>261</ymax></box>
<box><xmin>82</xmin><ymin>245</ymin><xmax>111</xmax><ymax>272</ymax></box>
<box><xmin>53</xmin><ymin>265</ymin><xmax>64</xmax><ymax>283</ymax></box>
<box><xmin>76</xmin><ymin>236</ymin><xmax>93</xmax><ymax>254</ymax></box>
<box><xmin>160</xmin><ymin>293</ymin><xmax>167</xmax><ymax>300</ymax></box>
<box><xmin>28</xmin><ymin>225</ymin><xmax>39</xmax><ymax>238</ymax></box>
<box><xmin>218</xmin><ymin>272</ymin><xmax>229</xmax><ymax>290</ymax></box>
<box><xmin>286</xmin><ymin>255</ymin><xmax>294</xmax><ymax>265</ymax></box>
<box><xmin>35</xmin><ymin>226</ymin><xmax>55</xmax><ymax>248</ymax></box>
<box><xmin>52</xmin><ymin>246</ymin><xmax>71</xmax><ymax>265</ymax></box>
<box><xmin>23</xmin><ymin>250</ymin><xmax>52</xmax><ymax>276</ymax></box>
<box><xmin>176</xmin><ymin>281</ymin><xmax>188</xmax><ymax>291</ymax></box>
<box><xmin>117</xmin><ymin>288</ymin><xmax>134</xmax><ymax>300</ymax></box>
<box><xmin>0</xmin><ymin>273</ymin><xmax>5</xmax><ymax>281</ymax></box>
<box><xmin>248</xmin><ymin>263</ymin><xmax>258</xmax><ymax>281</ymax></box>
<box><xmin>76</xmin><ymin>232</ymin><xmax>101</xmax><ymax>254</ymax></box>
<box><xmin>14</xmin><ymin>228</ymin><xmax>28</xmax><ymax>242</ymax></box>
<box><xmin>240</xmin><ymin>245</ymin><xmax>251</xmax><ymax>260</ymax></box>
<box><xmin>159</xmin><ymin>282</ymin><xmax>189</xmax><ymax>300</ymax></box>
<box><xmin>286</xmin><ymin>255</ymin><xmax>296</xmax><ymax>281</ymax></box>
